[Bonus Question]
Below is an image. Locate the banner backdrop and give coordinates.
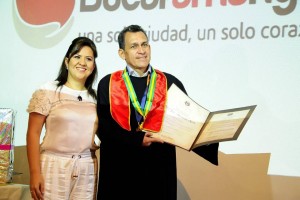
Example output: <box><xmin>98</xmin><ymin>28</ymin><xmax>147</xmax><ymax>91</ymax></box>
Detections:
<box><xmin>0</xmin><ymin>0</ymin><xmax>299</xmax><ymax>177</ymax></box>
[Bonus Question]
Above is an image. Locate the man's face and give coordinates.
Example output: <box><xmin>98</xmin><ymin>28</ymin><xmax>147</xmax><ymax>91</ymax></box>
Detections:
<box><xmin>119</xmin><ymin>31</ymin><xmax>151</xmax><ymax>72</ymax></box>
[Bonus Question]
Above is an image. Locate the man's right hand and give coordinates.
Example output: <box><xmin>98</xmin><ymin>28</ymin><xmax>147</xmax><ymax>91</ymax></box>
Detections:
<box><xmin>142</xmin><ymin>132</ymin><xmax>164</xmax><ymax>147</ymax></box>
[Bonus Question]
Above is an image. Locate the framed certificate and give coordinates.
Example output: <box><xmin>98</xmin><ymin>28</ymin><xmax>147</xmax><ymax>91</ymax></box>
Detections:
<box><xmin>150</xmin><ymin>84</ymin><xmax>256</xmax><ymax>151</ymax></box>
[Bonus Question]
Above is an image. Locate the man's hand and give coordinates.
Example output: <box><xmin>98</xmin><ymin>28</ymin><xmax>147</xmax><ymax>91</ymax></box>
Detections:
<box><xmin>142</xmin><ymin>132</ymin><xmax>164</xmax><ymax>147</ymax></box>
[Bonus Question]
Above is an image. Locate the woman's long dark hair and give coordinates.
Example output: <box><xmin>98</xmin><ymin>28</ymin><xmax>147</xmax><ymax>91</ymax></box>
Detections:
<box><xmin>56</xmin><ymin>37</ymin><xmax>98</xmax><ymax>99</ymax></box>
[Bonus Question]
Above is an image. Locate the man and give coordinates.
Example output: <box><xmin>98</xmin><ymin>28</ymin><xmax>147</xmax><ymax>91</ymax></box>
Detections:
<box><xmin>97</xmin><ymin>24</ymin><xmax>218</xmax><ymax>200</ymax></box>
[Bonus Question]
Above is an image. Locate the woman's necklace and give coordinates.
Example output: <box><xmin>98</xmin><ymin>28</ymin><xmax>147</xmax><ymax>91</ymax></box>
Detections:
<box><xmin>77</xmin><ymin>93</ymin><xmax>83</xmax><ymax>101</ymax></box>
<box><xmin>65</xmin><ymin>81</ymin><xmax>85</xmax><ymax>101</ymax></box>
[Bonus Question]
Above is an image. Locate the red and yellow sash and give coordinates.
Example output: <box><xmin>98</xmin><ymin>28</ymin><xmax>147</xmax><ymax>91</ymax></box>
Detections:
<box><xmin>109</xmin><ymin>69</ymin><xmax>167</xmax><ymax>132</ymax></box>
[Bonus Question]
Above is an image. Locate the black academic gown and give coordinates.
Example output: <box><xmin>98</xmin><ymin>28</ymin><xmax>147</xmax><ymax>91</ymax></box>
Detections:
<box><xmin>96</xmin><ymin>72</ymin><xmax>218</xmax><ymax>200</ymax></box>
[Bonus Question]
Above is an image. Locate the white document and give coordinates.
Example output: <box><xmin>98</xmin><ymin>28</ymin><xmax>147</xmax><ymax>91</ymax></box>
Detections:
<box><xmin>151</xmin><ymin>84</ymin><xmax>256</xmax><ymax>151</ymax></box>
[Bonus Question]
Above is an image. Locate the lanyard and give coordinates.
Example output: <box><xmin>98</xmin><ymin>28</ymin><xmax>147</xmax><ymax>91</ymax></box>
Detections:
<box><xmin>122</xmin><ymin>68</ymin><xmax>157</xmax><ymax>130</ymax></box>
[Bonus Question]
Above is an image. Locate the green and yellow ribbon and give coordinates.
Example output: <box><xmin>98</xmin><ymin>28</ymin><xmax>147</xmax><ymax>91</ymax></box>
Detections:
<box><xmin>122</xmin><ymin>68</ymin><xmax>157</xmax><ymax>130</ymax></box>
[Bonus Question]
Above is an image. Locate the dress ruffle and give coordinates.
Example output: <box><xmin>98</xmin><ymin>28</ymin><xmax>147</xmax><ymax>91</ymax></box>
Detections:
<box><xmin>27</xmin><ymin>89</ymin><xmax>51</xmax><ymax>116</ymax></box>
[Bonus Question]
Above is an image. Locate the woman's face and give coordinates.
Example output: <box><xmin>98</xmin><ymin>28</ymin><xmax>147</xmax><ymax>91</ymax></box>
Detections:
<box><xmin>65</xmin><ymin>46</ymin><xmax>95</xmax><ymax>84</ymax></box>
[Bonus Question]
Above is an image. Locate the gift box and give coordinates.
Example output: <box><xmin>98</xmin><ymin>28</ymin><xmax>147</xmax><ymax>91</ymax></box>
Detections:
<box><xmin>0</xmin><ymin>108</ymin><xmax>16</xmax><ymax>183</ymax></box>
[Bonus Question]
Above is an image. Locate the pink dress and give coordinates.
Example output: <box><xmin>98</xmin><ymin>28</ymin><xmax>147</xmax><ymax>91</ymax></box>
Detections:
<box><xmin>27</xmin><ymin>81</ymin><xmax>99</xmax><ymax>200</ymax></box>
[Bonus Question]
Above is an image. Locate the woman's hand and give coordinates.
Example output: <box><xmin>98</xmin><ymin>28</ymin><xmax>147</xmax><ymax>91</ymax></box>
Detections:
<box><xmin>30</xmin><ymin>172</ymin><xmax>44</xmax><ymax>200</ymax></box>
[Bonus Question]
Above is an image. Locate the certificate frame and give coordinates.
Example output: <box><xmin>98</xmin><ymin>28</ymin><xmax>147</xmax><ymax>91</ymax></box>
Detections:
<box><xmin>150</xmin><ymin>84</ymin><xmax>257</xmax><ymax>151</ymax></box>
<box><xmin>191</xmin><ymin>105</ymin><xmax>256</xmax><ymax>150</ymax></box>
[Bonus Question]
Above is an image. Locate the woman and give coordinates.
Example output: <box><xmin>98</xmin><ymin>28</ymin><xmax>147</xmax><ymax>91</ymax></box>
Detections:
<box><xmin>26</xmin><ymin>37</ymin><xmax>99</xmax><ymax>200</ymax></box>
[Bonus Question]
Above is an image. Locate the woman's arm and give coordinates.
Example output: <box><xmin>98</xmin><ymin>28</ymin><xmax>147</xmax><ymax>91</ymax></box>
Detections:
<box><xmin>26</xmin><ymin>112</ymin><xmax>46</xmax><ymax>200</ymax></box>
